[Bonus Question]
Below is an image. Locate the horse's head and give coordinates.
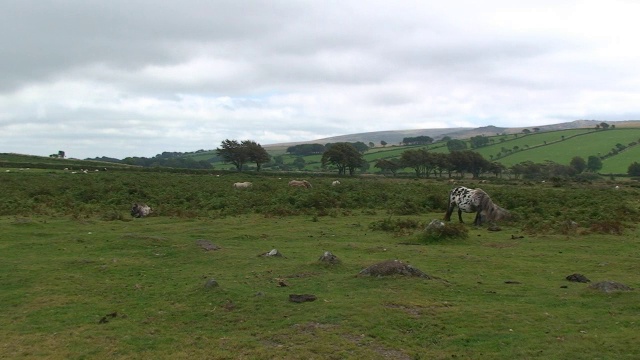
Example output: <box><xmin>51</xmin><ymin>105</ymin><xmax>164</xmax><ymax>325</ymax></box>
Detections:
<box><xmin>488</xmin><ymin>205</ymin><xmax>510</xmax><ymax>222</ymax></box>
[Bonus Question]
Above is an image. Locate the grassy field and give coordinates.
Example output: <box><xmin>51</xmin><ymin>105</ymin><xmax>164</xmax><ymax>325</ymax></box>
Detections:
<box><xmin>493</xmin><ymin>129</ymin><xmax>640</xmax><ymax>169</ymax></box>
<box><xmin>0</xmin><ymin>170</ymin><xmax>639</xmax><ymax>359</ymax></box>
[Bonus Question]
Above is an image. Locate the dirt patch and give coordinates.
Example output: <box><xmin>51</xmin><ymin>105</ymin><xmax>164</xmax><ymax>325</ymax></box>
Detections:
<box><xmin>122</xmin><ymin>233</ymin><xmax>168</xmax><ymax>242</ymax></box>
<box><xmin>483</xmin><ymin>242</ymin><xmax>518</xmax><ymax>248</ymax></box>
<box><xmin>195</xmin><ymin>239</ymin><xmax>220</xmax><ymax>251</ymax></box>
<box><xmin>343</xmin><ymin>333</ymin><xmax>412</xmax><ymax>360</ymax></box>
<box><xmin>291</xmin><ymin>322</ymin><xmax>338</xmax><ymax>333</ymax></box>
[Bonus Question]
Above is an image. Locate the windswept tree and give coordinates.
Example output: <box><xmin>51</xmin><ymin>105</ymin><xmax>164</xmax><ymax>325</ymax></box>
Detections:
<box><xmin>321</xmin><ymin>142</ymin><xmax>365</xmax><ymax>175</ymax></box>
<box><xmin>243</xmin><ymin>140</ymin><xmax>270</xmax><ymax>171</ymax></box>
<box><xmin>217</xmin><ymin>139</ymin><xmax>269</xmax><ymax>171</ymax></box>
<box><xmin>216</xmin><ymin>139</ymin><xmax>248</xmax><ymax>171</ymax></box>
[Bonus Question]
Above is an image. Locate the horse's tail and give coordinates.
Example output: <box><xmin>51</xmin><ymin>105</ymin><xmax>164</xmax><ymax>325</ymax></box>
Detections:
<box><xmin>443</xmin><ymin>188</ymin><xmax>454</xmax><ymax>221</ymax></box>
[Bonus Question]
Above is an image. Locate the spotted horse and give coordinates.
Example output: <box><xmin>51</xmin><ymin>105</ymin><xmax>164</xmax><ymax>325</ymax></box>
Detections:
<box><xmin>444</xmin><ymin>186</ymin><xmax>510</xmax><ymax>226</ymax></box>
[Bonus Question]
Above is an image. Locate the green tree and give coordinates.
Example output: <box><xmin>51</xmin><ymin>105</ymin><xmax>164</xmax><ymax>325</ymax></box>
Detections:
<box><xmin>586</xmin><ymin>155</ymin><xmax>603</xmax><ymax>173</ymax></box>
<box><xmin>446</xmin><ymin>139</ymin><xmax>468</xmax><ymax>152</ymax></box>
<box><xmin>243</xmin><ymin>140</ymin><xmax>270</xmax><ymax>171</ymax></box>
<box><xmin>400</xmin><ymin>149</ymin><xmax>430</xmax><ymax>177</ymax></box>
<box><xmin>321</xmin><ymin>143</ymin><xmax>365</xmax><ymax>176</ymax></box>
<box><xmin>374</xmin><ymin>158</ymin><xmax>402</xmax><ymax>176</ymax></box>
<box><xmin>569</xmin><ymin>156</ymin><xmax>586</xmax><ymax>173</ymax></box>
<box><xmin>628</xmin><ymin>162</ymin><xmax>640</xmax><ymax>176</ymax></box>
<box><xmin>469</xmin><ymin>135</ymin><xmax>490</xmax><ymax>149</ymax></box>
<box><xmin>292</xmin><ymin>157</ymin><xmax>306</xmax><ymax>170</ymax></box>
<box><xmin>380</xmin><ymin>140</ymin><xmax>387</xmax><ymax>147</ymax></box>
<box><xmin>488</xmin><ymin>162</ymin><xmax>506</xmax><ymax>177</ymax></box>
<box><xmin>447</xmin><ymin>150</ymin><xmax>490</xmax><ymax>179</ymax></box>
<box><xmin>216</xmin><ymin>139</ymin><xmax>249</xmax><ymax>171</ymax></box>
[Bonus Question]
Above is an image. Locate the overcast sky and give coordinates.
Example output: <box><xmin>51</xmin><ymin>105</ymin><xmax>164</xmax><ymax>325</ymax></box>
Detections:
<box><xmin>2</xmin><ymin>0</ymin><xmax>640</xmax><ymax>159</ymax></box>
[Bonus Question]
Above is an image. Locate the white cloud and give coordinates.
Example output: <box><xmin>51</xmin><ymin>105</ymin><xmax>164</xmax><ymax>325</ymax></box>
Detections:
<box><xmin>2</xmin><ymin>0</ymin><xmax>640</xmax><ymax>159</ymax></box>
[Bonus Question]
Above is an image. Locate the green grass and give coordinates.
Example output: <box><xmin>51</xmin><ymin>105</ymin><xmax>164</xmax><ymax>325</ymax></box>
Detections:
<box><xmin>0</xmin><ymin>171</ymin><xmax>639</xmax><ymax>359</ymax></box>
<box><xmin>1</xmin><ymin>214</ymin><xmax>638</xmax><ymax>359</ymax></box>
<box><xmin>485</xmin><ymin>129</ymin><xmax>640</xmax><ymax>169</ymax></box>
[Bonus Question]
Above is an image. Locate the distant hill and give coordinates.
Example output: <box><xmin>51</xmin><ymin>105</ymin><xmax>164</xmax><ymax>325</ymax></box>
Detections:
<box><xmin>263</xmin><ymin>120</ymin><xmax>640</xmax><ymax>150</ymax></box>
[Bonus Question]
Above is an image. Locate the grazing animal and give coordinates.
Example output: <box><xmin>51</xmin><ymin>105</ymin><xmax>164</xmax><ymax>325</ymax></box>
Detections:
<box><xmin>233</xmin><ymin>182</ymin><xmax>253</xmax><ymax>189</ymax></box>
<box><xmin>331</xmin><ymin>180</ymin><xmax>341</xmax><ymax>186</ymax></box>
<box><xmin>444</xmin><ymin>186</ymin><xmax>509</xmax><ymax>226</ymax></box>
<box><xmin>288</xmin><ymin>180</ymin><xmax>312</xmax><ymax>188</ymax></box>
<box><xmin>131</xmin><ymin>203</ymin><xmax>152</xmax><ymax>218</ymax></box>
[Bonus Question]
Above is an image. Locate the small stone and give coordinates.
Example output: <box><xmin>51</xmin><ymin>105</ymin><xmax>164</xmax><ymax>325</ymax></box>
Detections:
<box><xmin>204</xmin><ymin>279</ymin><xmax>219</xmax><ymax>288</ymax></box>
<box><xmin>565</xmin><ymin>273</ymin><xmax>590</xmax><ymax>283</ymax></box>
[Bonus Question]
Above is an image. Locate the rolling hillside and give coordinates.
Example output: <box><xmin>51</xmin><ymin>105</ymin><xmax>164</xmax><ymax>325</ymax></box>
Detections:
<box><xmin>185</xmin><ymin>120</ymin><xmax>640</xmax><ymax>174</ymax></box>
<box><xmin>4</xmin><ymin>120</ymin><xmax>640</xmax><ymax>175</ymax></box>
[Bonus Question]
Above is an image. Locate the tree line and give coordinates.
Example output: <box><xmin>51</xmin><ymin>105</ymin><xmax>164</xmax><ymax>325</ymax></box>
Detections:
<box><xmin>286</xmin><ymin>142</ymin><xmax>370</xmax><ymax>156</ymax></box>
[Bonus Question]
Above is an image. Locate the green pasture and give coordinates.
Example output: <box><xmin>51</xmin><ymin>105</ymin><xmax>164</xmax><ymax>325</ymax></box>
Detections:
<box><xmin>76</xmin><ymin>127</ymin><xmax>640</xmax><ymax>175</ymax></box>
<box><xmin>1</xmin><ymin>170</ymin><xmax>640</xmax><ymax>359</ymax></box>
<box><xmin>488</xmin><ymin>129</ymin><xmax>640</xmax><ymax>169</ymax></box>
<box><xmin>601</xmin><ymin>145</ymin><xmax>640</xmax><ymax>174</ymax></box>
<box><xmin>474</xmin><ymin>129</ymin><xmax>594</xmax><ymax>160</ymax></box>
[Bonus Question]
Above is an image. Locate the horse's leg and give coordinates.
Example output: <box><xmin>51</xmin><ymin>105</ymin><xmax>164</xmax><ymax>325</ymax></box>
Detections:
<box><xmin>457</xmin><ymin>209</ymin><xmax>464</xmax><ymax>223</ymax></box>
<box><xmin>474</xmin><ymin>211</ymin><xmax>482</xmax><ymax>226</ymax></box>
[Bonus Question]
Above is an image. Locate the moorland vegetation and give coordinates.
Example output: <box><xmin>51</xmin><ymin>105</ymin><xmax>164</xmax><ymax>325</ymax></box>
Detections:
<box><xmin>1</xmin><ymin>122</ymin><xmax>640</xmax><ymax>358</ymax></box>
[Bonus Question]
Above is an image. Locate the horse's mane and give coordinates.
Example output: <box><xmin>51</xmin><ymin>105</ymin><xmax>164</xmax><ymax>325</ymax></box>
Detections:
<box><xmin>475</xmin><ymin>188</ymin><xmax>509</xmax><ymax>222</ymax></box>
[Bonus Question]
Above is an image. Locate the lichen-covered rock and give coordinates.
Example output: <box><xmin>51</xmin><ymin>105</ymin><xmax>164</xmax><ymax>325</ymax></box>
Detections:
<box><xmin>260</xmin><ymin>249</ymin><xmax>285</xmax><ymax>257</ymax></box>
<box><xmin>318</xmin><ymin>251</ymin><xmax>341</xmax><ymax>265</ymax></box>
